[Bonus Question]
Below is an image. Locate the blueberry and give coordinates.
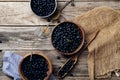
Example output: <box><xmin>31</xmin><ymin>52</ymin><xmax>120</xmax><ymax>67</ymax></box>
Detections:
<box><xmin>21</xmin><ymin>54</ymin><xmax>49</xmax><ymax>80</ymax></box>
<box><xmin>31</xmin><ymin>0</ymin><xmax>56</xmax><ymax>17</ymax></box>
<box><xmin>57</xmin><ymin>56</ymin><xmax>61</xmax><ymax>60</ymax></box>
<box><xmin>0</xmin><ymin>41</ymin><xmax>2</xmax><ymax>52</ymax></box>
<box><xmin>52</xmin><ymin>22</ymin><xmax>83</xmax><ymax>53</ymax></box>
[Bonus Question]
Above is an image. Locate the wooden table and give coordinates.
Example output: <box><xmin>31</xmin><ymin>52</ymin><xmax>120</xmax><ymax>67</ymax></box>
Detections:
<box><xmin>0</xmin><ymin>0</ymin><xmax>120</xmax><ymax>80</ymax></box>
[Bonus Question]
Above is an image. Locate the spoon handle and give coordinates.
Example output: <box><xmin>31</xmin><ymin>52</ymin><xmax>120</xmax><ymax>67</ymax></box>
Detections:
<box><xmin>83</xmin><ymin>29</ymin><xmax>100</xmax><ymax>50</ymax></box>
<box><xmin>76</xmin><ymin>29</ymin><xmax>100</xmax><ymax>58</ymax></box>
<box><xmin>75</xmin><ymin>29</ymin><xmax>100</xmax><ymax>61</ymax></box>
<box><xmin>76</xmin><ymin>29</ymin><xmax>100</xmax><ymax>57</ymax></box>
<box><xmin>60</xmin><ymin>0</ymin><xmax>74</xmax><ymax>12</ymax></box>
<box><xmin>57</xmin><ymin>29</ymin><xmax>100</xmax><ymax>78</ymax></box>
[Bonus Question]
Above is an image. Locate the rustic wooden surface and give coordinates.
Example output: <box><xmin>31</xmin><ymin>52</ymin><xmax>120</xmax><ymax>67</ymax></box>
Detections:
<box><xmin>0</xmin><ymin>0</ymin><xmax>120</xmax><ymax>80</ymax></box>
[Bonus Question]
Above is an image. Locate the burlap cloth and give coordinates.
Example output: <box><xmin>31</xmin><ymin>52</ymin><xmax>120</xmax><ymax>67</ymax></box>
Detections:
<box><xmin>73</xmin><ymin>6</ymin><xmax>120</xmax><ymax>80</ymax></box>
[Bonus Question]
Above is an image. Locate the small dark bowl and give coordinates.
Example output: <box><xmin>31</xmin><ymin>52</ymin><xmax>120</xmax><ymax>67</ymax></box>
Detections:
<box><xmin>19</xmin><ymin>53</ymin><xmax>52</xmax><ymax>80</ymax></box>
<box><xmin>51</xmin><ymin>21</ymin><xmax>85</xmax><ymax>56</ymax></box>
<box><xmin>30</xmin><ymin>0</ymin><xmax>57</xmax><ymax>18</ymax></box>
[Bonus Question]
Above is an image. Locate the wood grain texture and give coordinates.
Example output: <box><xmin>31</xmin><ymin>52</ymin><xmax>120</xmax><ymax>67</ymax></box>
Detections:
<box><xmin>0</xmin><ymin>0</ymin><xmax>119</xmax><ymax>2</ymax></box>
<box><xmin>0</xmin><ymin>2</ymin><xmax>119</xmax><ymax>25</ymax></box>
<box><xmin>0</xmin><ymin>50</ymin><xmax>89</xmax><ymax>80</ymax></box>
<box><xmin>0</xmin><ymin>27</ymin><xmax>89</xmax><ymax>50</ymax></box>
<box><xmin>0</xmin><ymin>27</ymin><xmax>52</xmax><ymax>40</ymax></box>
<box><xmin>0</xmin><ymin>27</ymin><xmax>54</xmax><ymax>50</ymax></box>
<box><xmin>0</xmin><ymin>0</ymin><xmax>120</xmax><ymax>80</ymax></box>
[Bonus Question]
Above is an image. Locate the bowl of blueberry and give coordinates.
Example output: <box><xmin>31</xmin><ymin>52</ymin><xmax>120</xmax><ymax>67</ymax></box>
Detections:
<box><xmin>51</xmin><ymin>21</ymin><xmax>85</xmax><ymax>55</ymax></box>
<box><xmin>19</xmin><ymin>53</ymin><xmax>52</xmax><ymax>80</ymax></box>
<box><xmin>31</xmin><ymin>0</ymin><xmax>57</xmax><ymax>18</ymax></box>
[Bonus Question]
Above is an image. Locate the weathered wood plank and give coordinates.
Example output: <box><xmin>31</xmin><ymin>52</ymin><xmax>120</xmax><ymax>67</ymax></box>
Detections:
<box><xmin>0</xmin><ymin>27</ymin><xmax>86</xmax><ymax>50</ymax></box>
<box><xmin>0</xmin><ymin>27</ymin><xmax>54</xmax><ymax>51</ymax></box>
<box><xmin>62</xmin><ymin>77</ymin><xmax>89</xmax><ymax>80</ymax></box>
<box><xmin>0</xmin><ymin>27</ymin><xmax>54</xmax><ymax>41</ymax></box>
<box><xmin>0</xmin><ymin>27</ymin><xmax>38</xmax><ymax>32</ymax></box>
<box><xmin>0</xmin><ymin>1</ymin><xmax>119</xmax><ymax>80</ymax></box>
<box><xmin>0</xmin><ymin>50</ymin><xmax>120</xmax><ymax>79</ymax></box>
<box><xmin>0</xmin><ymin>2</ymin><xmax>119</xmax><ymax>25</ymax></box>
<box><xmin>62</xmin><ymin>76</ymin><xmax>120</xmax><ymax>80</ymax></box>
<box><xmin>0</xmin><ymin>51</ymin><xmax>89</xmax><ymax>76</ymax></box>
<box><xmin>0</xmin><ymin>42</ymin><xmax>88</xmax><ymax>53</ymax></box>
<box><xmin>0</xmin><ymin>42</ymin><xmax>54</xmax><ymax>50</ymax></box>
<box><xmin>0</xmin><ymin>27</ymin><xmax>87</xmax><ymax>51</ymax></box>
<box><xmin>0</xmin><ymin>0</ymin><xmax>119</xmax><ymax>2</ymax></box>
<box><xmin>0</xmin><ymin>76</ymin><xmax>89</xmax><ymax>80</ymax></box>
<box><xmin>0</xmin><ymin>50</ymin><xmax>88</xmax><ymax>78</ymax></box>
<box><xmin>0</xmin><ymin>41</ymin><xmax>89</xmax><ymax>51</ymax></box>
<box><xmin>0</xmin><ymin>50</ymin><xmax>89</xmax><ymax>79</ymax></box>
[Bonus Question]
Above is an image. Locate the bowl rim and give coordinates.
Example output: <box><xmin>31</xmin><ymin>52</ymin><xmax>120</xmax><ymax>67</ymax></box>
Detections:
<box><xmin>18</xmin><ymin>52</ymin><xmax>52</xmax><ymax>80</ymax></box>
<box><xmin>51</xmin><ymin>21</ymin><xmax>85</xmax><ymax>56</ymax></box>
<box><xmin>30</xmin><ymin>0</ymin><xmax>57</xmax><ymax>18</ymax></box>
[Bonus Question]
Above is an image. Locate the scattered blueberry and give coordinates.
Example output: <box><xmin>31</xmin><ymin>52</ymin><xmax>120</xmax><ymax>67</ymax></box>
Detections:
<box><xmin>57</xmin><ymin>56</ymin><xmax>61</xmax><ymax>60</ymax></box>
<box><xmin>0</xmin><ymin>41</ymin><xmax>2</xmax><ymax>52</ymax></box>
<box><xmin>71</xmin><ymin>1</ymin><xmax>75</xmax><ymax>7</ymax></box>
<box><xmin>31</xmin><ymin>0</ymin><xmax>56</xmax><ymax>17</ymax></box>
<box><xmin>69</xmin><ymin>73</ymin><xmax>74</xmax><ymax>77</ymax></box>
<box><xmin>47</xmin><ymin>17</ymin><xmax>51</xmax><ymax>22</ymax></box>
<box><xmin>21</xmin><ymin>54</ymin><xmax>49</xmax><ymax>80</ymax></box>
<box><xmin>52</xmin><ymin>22</ymin><xmax>83</xmax><ymax>53</ymax></box>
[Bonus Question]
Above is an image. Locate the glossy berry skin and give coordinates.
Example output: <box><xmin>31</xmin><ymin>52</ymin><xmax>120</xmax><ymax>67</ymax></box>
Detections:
<box><xmin>52</xmin><ymin>22</ymin><xmax>83</xmax><ymax>53</ymax></box>
<box><xmin>31</xmin><ymin>0</ymin><xmax>56</xmax><ymax>17</ymax></box>
<box><xmin>21</xmin><ymin>54</ymin><xmax>49</xmax><ymax>80</ymax></box>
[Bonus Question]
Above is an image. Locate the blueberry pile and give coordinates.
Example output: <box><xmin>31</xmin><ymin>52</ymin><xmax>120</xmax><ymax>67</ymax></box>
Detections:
<box><xmin>21</xmin><ymin>54</ymin><xmax>49</xmax><ymax>80</ymax></box>
<box><xmin>58</xmin><ymin>60</ymin><xmax>75</xmax><ymax>78</ymax></box>
<box><xmin>31</xmin><ymin>0</ymin><xmax>56</xmax><ymax>17</ymax></box>
<box><xmin>52</xmin><ymin>22</ymin><xmax>83</xmax><ymax>53</ymax></box>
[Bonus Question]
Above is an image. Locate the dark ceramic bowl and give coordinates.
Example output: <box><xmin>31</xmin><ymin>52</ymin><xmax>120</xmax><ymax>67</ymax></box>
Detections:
<box><xmin>51</xmin><ymin>21</ymin><xmax>85</xmax><ymax>56</ymax></box>
<box><xmin>19</xmin><ymin>53</ymin><xmax>52</xmax><ymax>80</ymax></box>
<box><xmin>30</xmin><ymin>0</ymin><xmax>57</xmax><ymax>18</ymax></box>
